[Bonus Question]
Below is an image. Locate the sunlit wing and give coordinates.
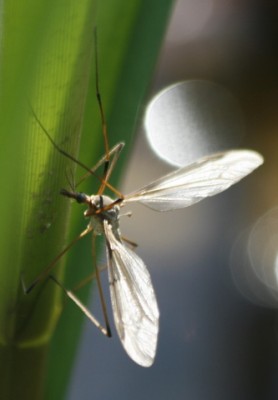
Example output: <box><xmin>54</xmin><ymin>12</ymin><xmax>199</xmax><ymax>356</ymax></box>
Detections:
<box><xmin>103</xmin><ymin>220</ymin><xmax>159</xmax><ymax>367</ymax></box>
<box><xmin>124</xmin><ymin>150</ymin><xmax>263</xmax><ymax>211</ymax></box>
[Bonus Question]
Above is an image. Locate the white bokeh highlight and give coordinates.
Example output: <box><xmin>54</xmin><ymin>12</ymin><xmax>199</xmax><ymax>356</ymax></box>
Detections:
<box><xmin>145</xmin><ymin>81</ymin><xmax>244</xmax><ymax>167</ymax></box>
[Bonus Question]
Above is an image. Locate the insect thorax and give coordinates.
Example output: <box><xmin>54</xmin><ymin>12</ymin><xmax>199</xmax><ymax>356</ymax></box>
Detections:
<box><xmin>86</xmin><ymin>195</ymin><xmax>120</xmax><ymax>236</ymax></box>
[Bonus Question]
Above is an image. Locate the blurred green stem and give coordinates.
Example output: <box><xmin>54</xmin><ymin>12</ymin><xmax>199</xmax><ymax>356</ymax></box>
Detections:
<box><xmin>0</xmin><ymin>0</ymin><xmax>174</xmax><ymax>399</ymax></box>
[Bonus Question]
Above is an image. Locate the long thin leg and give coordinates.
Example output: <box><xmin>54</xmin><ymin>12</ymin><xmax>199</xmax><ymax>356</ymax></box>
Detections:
<box><xmin>121</xmin><ymin>236</ymin><xmax>138</xmax><ymax>249</ymax></box>
<box><xmin>72</xmin><ymin>264</ymin><xmax>107</xmax><ymax>292</ymax></box>
<box><xmin>49</xmin><ymin>275</ymin><xmax>110</xmax><ymax>337</ymax></box>
<box><xmin>76</xmin><ymin>142</ymin><xmax>124</xmax><ymax>189</ymax></box>
<box><xmin>92</xmin><ymin>234</ymin><xmax>111</xmax><ymax>336</ymax></box>
<box><xmin>93</xmin><ymin>28</ymin><xmax>114</xmax><ymax>195</ymax></box>
<box><xmin>23</xmin><ymin>225</ymin><xmax>93</xmax><ymax>294</ymax></box>
<box><xmin>29</xmin><ymin>102</ymin><xmax>123</xmax><ymax>198</ymax></box>
<box><xmin>48</xmin><ymin>235</ymin><xmax>112</xmax><ymax>336</ymax></box>
<box><xmin>94</xmin><ymin>28</ymin><xmax>110</xmax><ymax>166</ymax></box>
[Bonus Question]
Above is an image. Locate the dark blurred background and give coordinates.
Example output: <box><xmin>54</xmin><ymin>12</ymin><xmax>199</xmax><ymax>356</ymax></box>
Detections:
<box><xmin>68</xmin><ymin>1</ymin><xmax>278</xmax><ymax>399</ymax></box>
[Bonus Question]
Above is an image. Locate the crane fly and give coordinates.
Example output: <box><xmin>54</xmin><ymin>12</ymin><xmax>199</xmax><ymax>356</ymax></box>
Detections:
<box><xmin>26</xmin><ymin>36</ymin><xmax>264</xmax><ymax>368</ymax></box>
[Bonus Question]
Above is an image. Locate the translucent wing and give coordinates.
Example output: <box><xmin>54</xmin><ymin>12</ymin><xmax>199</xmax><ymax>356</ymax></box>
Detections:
<box><xmin>124</xmin><ymin>150</ymin><xmax>263</xmax><ymax>211</ymax></box>
<box><xmin>103</xmin><ymin>220</ymin><xmax>159</xmax><ymax>367</ymax></box>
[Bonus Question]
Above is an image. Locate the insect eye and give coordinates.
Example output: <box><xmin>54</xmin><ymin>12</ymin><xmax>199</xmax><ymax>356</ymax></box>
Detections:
<box><xmin>76</xmin><ymin>193</ymin><xmax>87</xmax><ymax>203</ymax></box>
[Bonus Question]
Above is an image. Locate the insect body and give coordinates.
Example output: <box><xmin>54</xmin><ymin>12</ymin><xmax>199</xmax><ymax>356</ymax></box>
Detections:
<box><xmin>57</xmin><ymin>149</ymin><xmax>263</xmax><ymax>367</ymax></box>
<box><xmin>61</xmin><ymin>191</ymin><xmax>121</xmax><ymax>236</ymax></box>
